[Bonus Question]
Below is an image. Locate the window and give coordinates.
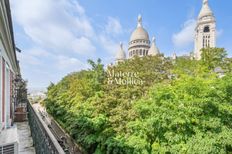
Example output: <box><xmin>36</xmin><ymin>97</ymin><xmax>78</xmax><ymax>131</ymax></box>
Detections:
<box><xmin>204</xmin><ymin>26</ymin><xmax>210</xmax><ymax>33</ymax></box>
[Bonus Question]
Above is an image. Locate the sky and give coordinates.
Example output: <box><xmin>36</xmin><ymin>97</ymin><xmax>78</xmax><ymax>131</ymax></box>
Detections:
<box><xmin>9</xmin><ymin>0</ymin><xmax>232</xmax><ymax>90</ymax></box>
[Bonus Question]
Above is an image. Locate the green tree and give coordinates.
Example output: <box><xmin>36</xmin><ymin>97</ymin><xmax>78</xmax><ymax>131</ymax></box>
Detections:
<box><xmin>44</xmin><ymin>50</ymin><xmax>232</xmax><ymax>154</ymax></box>
<box><xmin>130</xmin><ymin>75</ymin><xmax>232</xmax><ymax>153</ymax></box>
<box><xmin>201</xmin><ymin>47</ymin><xmax>227</xmax><ymax>70</ymax></box>
<box><xmin>16</xmin><ymin>77</ymin><xmax>28</xmax><ymax>104</ymax></box>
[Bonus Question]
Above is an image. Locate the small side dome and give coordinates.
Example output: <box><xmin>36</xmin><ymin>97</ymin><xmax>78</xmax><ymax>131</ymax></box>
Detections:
<box><xmin>148</xmin><ymin>37</ymin><xmax>160</xmax><ymax>56</ymax></box>
<box><xmin>172</xmin><ymin>53</ymin><xmax>177</xmax><ymax>60</ymax></box>
<box><xmin>198</xmin><ymin>0</ymin><xmax>213</xmax><ymax>19</ymax></box>
<box><xmin>129</xmin><ymin>15</ymin><xmax>150</xmax><ymax>42</ymax></box>
<box><xmin>116</xmin><ymin>43</ymin><xmax>126</xmax><ymax>60</ymax></box>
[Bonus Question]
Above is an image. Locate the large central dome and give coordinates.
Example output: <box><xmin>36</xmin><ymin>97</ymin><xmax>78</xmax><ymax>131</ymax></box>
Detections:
<box><xmin>130</xmin><ymin>27</ymin><xmax>149</xmax><ymax>41</ymax></box>
<box><xmin>128</xmin><ymin>15</ymin><xmax>150</xmax><ymax>58</ymax></box>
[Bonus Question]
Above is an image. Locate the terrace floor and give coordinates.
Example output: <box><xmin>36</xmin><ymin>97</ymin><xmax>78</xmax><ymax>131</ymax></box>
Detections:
<box><xmin>16</xmin><ymin>122</ymin><xmax>35</xmax><ymax>154</ymax></box>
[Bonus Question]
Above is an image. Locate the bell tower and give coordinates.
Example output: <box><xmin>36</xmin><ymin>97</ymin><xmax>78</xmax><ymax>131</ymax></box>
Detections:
<box><xmin>194</xmin><ymin>0</ymin><xmax>216</xmax><ymax>60</ymax></box>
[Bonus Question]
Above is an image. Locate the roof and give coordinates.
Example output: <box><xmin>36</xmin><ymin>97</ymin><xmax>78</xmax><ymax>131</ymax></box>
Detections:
<box><xmin>148</xmin><ymin>37</ymin><xmax>160</xmax><ymax>56</ymax></box>
<box><xmin>198</xmin><ymin>0</ymin><xmax>213</xmax><ymax>19</ymax></box>
<box><xmin>129</xmin><ymin>15</ymin><xmax>149</xmax><ymax>42</ymax></box>
<box><xmin>116</xmin><ymin>43</ymin><xmax>126</xmax><ymax>60</ymax></box>
<box><xmin>4</xmin><ymin>0</ymin><xmax>20</xmax><ymax>74</ymax></box>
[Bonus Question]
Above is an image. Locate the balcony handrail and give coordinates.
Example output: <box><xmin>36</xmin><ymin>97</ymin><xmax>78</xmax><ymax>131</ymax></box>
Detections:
<box><xmin>27</xmin><ymin>100</ymin><xmax>65</xmax><ymax>154</ymax></box>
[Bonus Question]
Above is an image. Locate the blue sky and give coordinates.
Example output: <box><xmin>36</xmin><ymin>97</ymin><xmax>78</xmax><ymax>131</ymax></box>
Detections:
<box><xmin>10</xmin><ymin>0</ymin><xmax>232</xmax><ymax>90</ymax></box>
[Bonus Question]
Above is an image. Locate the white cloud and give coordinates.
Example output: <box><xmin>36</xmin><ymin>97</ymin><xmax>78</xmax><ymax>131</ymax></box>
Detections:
<box><xmin>172</xmin><ymin>19</ymin><xmax>196</xmax><ymax>48</ymax></box>
<box><xmin>28</xmin><ymin>48</ymin><xmax>51</xmax><ymax>57</ymax></box>
<box><xmin>10</xmin><ymin>0</ymin><xmax>127</xmax><ymax>89</ymax></box>
<box><xmin>11</xmin><ymin>0</ymin><xmax>95</xmax><ymax>55</ymax></box>
<box><xmin>56</xmin><ymin>55</ymin><xmax>87</xmax><ymax>71</ymax></box>
<box><xmin>71</xmin><ymin>37</ymin><xmax>96</xmax><ymax>54</ymax></box>
<box><xmin>18</xmin><ymin>47</ymin><xmax>87</xmax><ymax>70</ymax></box>
<box><xmin>105</xmin><ymin>17</ymin><xmax>122</xmax><ymax>35</ymax></box>
<box><xmin>66</xmin><ymin>1</ymin><xmax>85</xmax><ymax>15</ymax></box>
<box><xmin>18</xmin><ymin>53</ymin><xmax>41</xmax><ymax>66</ymax></box>
<box><xmin>98</xmin><ymin>17</ymin><xmax>125</xmax><ymax>56</ymax></box>
<box><xmin>17</xmin><ymin>48</ymin><xmax>50</xmax><ymax>65</ymax></box>
<box><xmin>99</xmin><ymin>35</ymin><xmax>120</xmax><ymax>55</ymax></box>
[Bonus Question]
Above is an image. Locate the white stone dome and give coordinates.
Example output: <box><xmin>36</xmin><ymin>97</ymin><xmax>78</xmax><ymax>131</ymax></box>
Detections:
<box><xmin>148</xmin><ymin>37</ymin><xmax>160</xmax><ymax>56</ymax></box>
<box><xmin>130</xmin><ymin>27</ymin><xmax>149</xmax><ymax>42</ymax></box>
<box><xmin>116</xmin><ymin>43</ymin><xmax>126</xmax><ymax>60</ymax></box>
<box><xmin>129</xmin><ymin>15</ymin><xmax>149</xmax><ymax>42</ymax></box>
<box><xmin>198</xmin><ymin>0</ymin><xmax>213</xmax><ymax>19</ymax></box>
<box><xmin>128</xmin><ymin>15</ymin><xmax>151</xmax><ymax>58</ymax></box>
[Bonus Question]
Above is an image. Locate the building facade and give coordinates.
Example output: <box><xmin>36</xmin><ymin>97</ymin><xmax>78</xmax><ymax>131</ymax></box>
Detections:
<box><xmin>194</xmin><ymin>0</ymin><xmax>216</xmax><ymax>60</ymax></box>
<box><xmin>0</xmin><ymin>0</ymin><xmax>20</xmax><ymax>130</ymax></box>
<box><xmin>115</xmin><ymin>43</ymin><xmax>126</xmax><ymax>64</ymax></box>
<box><xmin>116</xmin><ymin>0</ymin><xmax>216</xmax><ymax>62</ymax></box>
<box><xmin>115</xmin><ymin>15</ymin><xmax>160</xmax><ymax>63</ymax></box>
<box><xmin>128</xmin><ymin>15</ymin><xmax>151</xmax><ymax>58</ymax></box>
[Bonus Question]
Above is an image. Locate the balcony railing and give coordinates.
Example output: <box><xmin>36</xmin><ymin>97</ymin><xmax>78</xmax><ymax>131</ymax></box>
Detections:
<box><xmin>27</xmin><ymin>101</ymin><xmax>65</xmax><ymax>154</ymax></box>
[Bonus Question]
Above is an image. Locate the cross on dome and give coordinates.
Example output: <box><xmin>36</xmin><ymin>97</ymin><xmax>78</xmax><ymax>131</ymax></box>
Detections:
<box><xmin>152</xmin><ymin>36</ymin><xmax>156</xmax><ymax>43</ymax></box>
<box><xmin>137</xmin><ymin>14</ymin><xmax>142</xmax><ymax>27</ymax></box>
<box><xmin>203</xmin><ymin>0</ymin><xmax>208</xmax><ymax>5</ymax></box>
<box><xmin>120</xmin><ymin>42</ymin><xmax>123</xmax><ymax>49</ymax></box>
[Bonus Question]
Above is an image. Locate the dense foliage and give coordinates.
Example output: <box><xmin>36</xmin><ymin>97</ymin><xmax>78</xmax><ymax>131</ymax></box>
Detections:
<box><xmin>45</xmin><ymin>48</ymin><xmax>232</xmax><ymax>154</ymax></box>
<box><xmin>16</xmin><ymin>76</ymin><xmax>28</xmax><ymax>104</ymax></box>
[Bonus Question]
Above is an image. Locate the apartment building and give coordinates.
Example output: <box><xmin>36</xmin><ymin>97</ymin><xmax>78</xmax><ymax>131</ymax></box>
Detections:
<box><xmin>0</xmin><ymin>0</ymin><xmax>20</xmax><ymax>130</ymax></box>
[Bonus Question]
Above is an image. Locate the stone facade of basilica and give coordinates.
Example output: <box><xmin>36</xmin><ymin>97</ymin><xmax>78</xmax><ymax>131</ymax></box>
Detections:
<box><xmin>115</xmin><ymin>0</ymin><xmax>216</xmax><ymax>64</ymax></box>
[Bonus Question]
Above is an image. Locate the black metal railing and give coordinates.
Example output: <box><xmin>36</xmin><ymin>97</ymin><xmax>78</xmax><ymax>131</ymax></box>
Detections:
<box><xmin>27</xmin><ymin>101</ymin><xmax>65</xmax><ymax>154</ymax></box>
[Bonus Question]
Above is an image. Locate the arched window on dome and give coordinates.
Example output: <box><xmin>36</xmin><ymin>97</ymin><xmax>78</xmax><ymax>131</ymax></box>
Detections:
<box><xmin>204</xmin><ymin>26</ymin><xmax>210</xmax><ymax>33</ymax></box>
